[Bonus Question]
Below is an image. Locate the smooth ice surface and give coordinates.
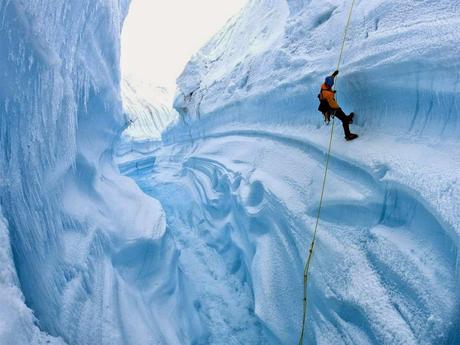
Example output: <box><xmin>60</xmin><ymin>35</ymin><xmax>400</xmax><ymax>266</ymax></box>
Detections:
<box><xmin>1</xmin><ymin>0</ymin><xmax>459</xmax><ymax>344</ymax></box>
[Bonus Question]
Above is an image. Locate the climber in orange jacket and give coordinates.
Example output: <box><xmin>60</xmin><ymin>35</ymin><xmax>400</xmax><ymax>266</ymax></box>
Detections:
<box><xmin>318</xmin><ymin>70</ymin><xmax>358</xmax><ymax>141</ymax></box>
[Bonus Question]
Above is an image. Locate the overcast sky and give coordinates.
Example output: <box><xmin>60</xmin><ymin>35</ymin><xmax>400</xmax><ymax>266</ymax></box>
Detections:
<box><xmin>121</xmin><ymin>0</ymin><xmax>247</xmax><ymax>90</ymax></box>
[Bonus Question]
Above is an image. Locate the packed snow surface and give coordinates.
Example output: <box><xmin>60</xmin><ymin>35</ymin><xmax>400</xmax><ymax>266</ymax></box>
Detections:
<box><xmin>0</xmin><ymin>0</ymin><xmax>459</xmax><ymax>344</ymax></box>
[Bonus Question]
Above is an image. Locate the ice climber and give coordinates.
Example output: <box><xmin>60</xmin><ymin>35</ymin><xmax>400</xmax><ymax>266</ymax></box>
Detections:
<box><xmin>318</xmin><ymin>70</ymin><xmax>358</xmax><ymax>141</ymax></box>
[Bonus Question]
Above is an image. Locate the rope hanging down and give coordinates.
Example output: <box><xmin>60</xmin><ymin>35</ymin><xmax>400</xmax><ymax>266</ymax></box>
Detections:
<box><xmin>298</xmin><ymin>1</ymin><xmax>356</xmax><ymax>344</ymax></box>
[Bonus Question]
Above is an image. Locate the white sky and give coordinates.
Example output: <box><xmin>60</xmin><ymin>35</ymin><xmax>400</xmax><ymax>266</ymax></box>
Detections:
<box><xmin>121</xmin><ymin>0</ymin><xmax>248</xmax><ymax>90</ymax></box>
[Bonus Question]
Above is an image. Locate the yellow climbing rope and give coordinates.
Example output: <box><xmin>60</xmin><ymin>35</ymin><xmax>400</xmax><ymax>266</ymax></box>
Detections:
<box><xmin>298</xmin><ymin>1</ymin><xmax>356</xmax><ymax>344</ymax></box>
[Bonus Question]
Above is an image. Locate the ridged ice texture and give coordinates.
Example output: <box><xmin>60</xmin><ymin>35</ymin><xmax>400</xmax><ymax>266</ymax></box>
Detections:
<box><xmin>123</xmin><ymin>127</ymin><xmax>460</xmax><ymax>345</ymax></box>
<box><xmin>121</xmin><ymin>78</ymin><xmax>178</xmax><ymax>142</ymax></box>
<box><xmin>1</xmin><ymin>0</ymin><xmax>460</xmax><ymax>344</ymax></box>
<box><xmin>0</xmin><ymin>205</ymin><xmax>65</xmax><ymax>344</ymax></box>
<box><xmin>172</xmin><ymin>0</ymin><xmax>460</xmax><ymax>139</ymax></box>
<box><xmin>0</xmin><ymin>1</ymin><xmax>168</xmax><ymax>344</ymax></box>
<box><xmin>169</xmin><ymin>0</ymin><xmax>460</xmax><ymax>250</ymax></box>
<box><xmin>156</xmin><ymin>0</ymin><xmax>460</xmax><ymax>344</ymax></box>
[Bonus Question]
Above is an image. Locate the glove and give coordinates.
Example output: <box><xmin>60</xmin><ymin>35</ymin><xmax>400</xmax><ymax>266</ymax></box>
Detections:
<box><xmin>332</xmin><ymin>70</ymin><xmax>339</xmax><ymax>77</ymax></box>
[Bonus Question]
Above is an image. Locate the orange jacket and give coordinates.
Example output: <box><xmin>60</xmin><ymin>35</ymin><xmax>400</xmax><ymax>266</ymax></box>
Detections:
<box><xmin>319</xmin><ymin>83</ymin><xmax>339</xmax><ymax>109</ymax></box>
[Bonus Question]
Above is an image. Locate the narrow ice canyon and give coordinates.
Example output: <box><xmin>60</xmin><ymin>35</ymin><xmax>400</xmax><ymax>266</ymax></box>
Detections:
<box><xmin>0</xmin><ymin>1</ymin><xmax>459</xmax><ymax>345</ymax></box>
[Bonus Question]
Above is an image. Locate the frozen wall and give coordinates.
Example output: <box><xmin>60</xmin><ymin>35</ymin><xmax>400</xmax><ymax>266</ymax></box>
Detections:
<box><xmin>121</xmin><ymin>78</ymin><xmax>177</xmax><ymax>142</ymax></box>
<box><xmin>0</xmin><ymin>206</ymin><xmax>65</xmax><ymax>344</ymax></box>
<box><xmin>163</xmin><ymin>0</ymin><xmax>460</xmax><ymax>344</ymax></box>
<box><xmin>171</xmin><ymin>0</ymin><xmax>460</xmax><ymax>140</ymax></box>
<box><xmin>0</xmin><ymin>0</ymin><xmax>459</xmax><ymax>344</ymax></box>
<box><xmin>115</xmin><ymin>78</ymin><xmax>178</xmax><ymax>160</ymax></box>
<box><xmin>0</xmin><ymin>1</ymin><xmax>167</xmax><ymax>343</ymax></box>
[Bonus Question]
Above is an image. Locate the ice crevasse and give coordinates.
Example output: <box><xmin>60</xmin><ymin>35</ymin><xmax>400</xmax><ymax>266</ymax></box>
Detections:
<box><xmin>0</xmin><ymin>0</ymin><xmax>167</xmax><ymax>344</ymax></box>
<box><xmin>1</xmin><ymin>0</ymin><xmax>460</xmax><ymax>345</ymax></box>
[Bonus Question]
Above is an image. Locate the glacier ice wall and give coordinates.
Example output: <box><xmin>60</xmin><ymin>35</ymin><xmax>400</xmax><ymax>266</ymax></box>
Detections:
<box><xmin>121</xmin><ymin>78</ymin><xmax>177</xmax><ymax>142</ymax></box>
<box><xmin>0</xmin><ymin>1</ymin><xmax>173</xmax><ymax>344</ymax></box>
<box><xmin>170</xmin><ymin>0</ymin><xmax>460</xmax><ymax>245</ymax></box>
<box><xmin>157</xmin><ymin>0</ymin><xmax>460</xmax><ymax>344</ymax></box>
<box><xmin>115</xmin><ymin>78</ymin><xmax>178</xmax><ymax>160</ymax></box>
<box><xmin>0</xmin><ymin>0</ymin><xmax>459</xmax><ymax>344</ymax></box>
<box><xmin>171</xmin><ymin>0</ymin><xmax>460</xmax><ymax>140</ymax></box>
<box><xmin>0</xmin><ymin>205</ymin><xmax>65</xmax><ymax>344</ymax></box>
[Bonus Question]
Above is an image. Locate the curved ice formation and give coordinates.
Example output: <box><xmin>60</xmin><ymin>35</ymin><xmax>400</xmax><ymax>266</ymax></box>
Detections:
<box><xmin>0</xmin><ymin>206</ymin><xmax>65</xmax><ymax>344</ymax></box>
<box><xmin>121</xmin><ymin>129</ymin><xmax>459</xmax><ymax>344</ymax></box>
<box><xmin>1</xmin><ymin>0</ymin><xmax>459</xmax><ymax>344</ymax></box>
<box><xmin>162</xmin><ymin>0</ymin><xmax>459</xmax><ymax>343</ymax></box>
<box><xmin>121</xmin><ymin>78</ymin><xmax>178</xmax><ymax>142</ymax></box>
<box><xmin>172</xmin><ymin>0</ymin><xmax>460</xmax><ymax>139</ymax></box>
<box><xmin>116</xmin><ymin>78</ymin><xmax>178</xmax><ymax>161</ymax></box>
<box><xmin>0</xmin><ymin>1</ymin><xmax>167</xmax><ymax>344</ymax></box>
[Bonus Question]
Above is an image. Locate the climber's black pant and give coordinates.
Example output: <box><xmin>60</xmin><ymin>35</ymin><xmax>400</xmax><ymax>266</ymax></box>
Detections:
<box><xmin>331</xmin><ymin>108</ymin><xmax>352</xmax><ymax>137</ymax></box>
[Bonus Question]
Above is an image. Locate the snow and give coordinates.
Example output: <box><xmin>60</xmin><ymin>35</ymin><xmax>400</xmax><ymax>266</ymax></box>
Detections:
<box><xmin>0</xmin><ymin>206</ymin><xmax>65</xmax><ymax>345</ymax></box>
<box><xmin>0</xmin><ymin>0</ymin><xmax>459</xmax><ymax>344</ymax></box>
<box><xmin>162</xmin><ymin>0</ymin><xmax>459</xmax><ymax>343</ymax></box>
<box><xmin>122</xmin><ymin>126</ymin><xmax>459</xmax><ymax>344</ymax></box>
<box><xmin>121</xmin><ymin>77</ymin><xmax>178</xmax><ymax>142</ymax></box>
<box><xmin>0</xmin><ymin>0</ymin><xmax>166</xmax><ymax>344</ymax></box>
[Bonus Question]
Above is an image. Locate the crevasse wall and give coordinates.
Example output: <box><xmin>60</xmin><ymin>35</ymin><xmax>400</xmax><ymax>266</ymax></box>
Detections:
<box><xmin>0</xmin><ymin>1</ymin><xmax>166</xmax><ymax>343</ymax></box>
<box><xmin>121</xmin><ymin>78</ymin><xmax>178</xmax><ymax>141</ymax></box>
<box><xmin>162</xmin><ymin>0</ymin><xmax>460</xmax><ymax>344</ymax></box>
<box><xmin>169</xmin><ymin>0</ymin><xmax>460</xmax><ymax>141</ymax></box>
<box><xmin>0</xmin><ymin>205</ymin><xmax>64</xmax><ymax>344</ymax></box>
<box><xmin>1</xmin><ymin>0</ymin><xmax>459</xmax><ymax>344</ymax></box>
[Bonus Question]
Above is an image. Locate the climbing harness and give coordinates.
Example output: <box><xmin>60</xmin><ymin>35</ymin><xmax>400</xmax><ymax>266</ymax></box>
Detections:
<box><xmin>298</xmin><ymin>1</ymin><xmax>356</xmax><ymax>344</ymax></box>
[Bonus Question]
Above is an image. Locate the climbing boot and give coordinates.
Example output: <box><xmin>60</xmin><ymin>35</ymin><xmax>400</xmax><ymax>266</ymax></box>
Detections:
<box><xmin>345</xmin><ymin>133</ymin><xmax>359</xmax><ymax>141</ymax></box>
<box><xmin>348</xmin><ymin>112</ymin><xmax>355</xmax><ymax>124</ymax></box>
